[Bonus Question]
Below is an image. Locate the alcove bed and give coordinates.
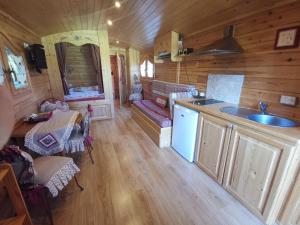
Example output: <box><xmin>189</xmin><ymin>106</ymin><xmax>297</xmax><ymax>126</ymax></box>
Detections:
<box><xmin>42</xmin><ymin>31</ymin><xmax>114</xmax><ymax>120</ymax></box>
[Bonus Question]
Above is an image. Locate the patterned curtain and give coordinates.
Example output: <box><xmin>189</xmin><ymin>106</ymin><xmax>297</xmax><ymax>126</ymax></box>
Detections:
<box><xmin>55</xmin><ymin>43</ymin><xmax>69</xmax><ymax>95</ymax></box>
<box><xmin>90</xmin><ymin>44</ymin><xmax>103</xmax><ymax>93</ymax></box>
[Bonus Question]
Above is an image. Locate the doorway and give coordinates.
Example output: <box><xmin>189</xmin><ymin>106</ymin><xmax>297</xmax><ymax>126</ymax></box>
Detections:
<box><xmin>110</xmin><ymin>54</ymin><xmax>127</xmax><ymax>105</ymax></box>
<box><xmin>110</xmin><ymin>55</ymin><xmax>119</xmax><ymax>99</ymax></box>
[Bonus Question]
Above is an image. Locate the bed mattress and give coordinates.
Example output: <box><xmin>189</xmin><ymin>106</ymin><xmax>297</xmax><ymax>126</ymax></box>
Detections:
<box><xmin>64</xmin><ymin>87</ymin><xmax>105</xmax><ymax>102</ymax></box>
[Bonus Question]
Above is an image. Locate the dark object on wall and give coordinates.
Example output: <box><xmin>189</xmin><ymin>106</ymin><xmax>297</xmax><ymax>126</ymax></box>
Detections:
<box><xmin>274</xmin><ymin>26</ymin><xmax>300</xmax><ymax>50</ymax></box>
<box><xmin>26</xmin><ymin>44</ymin><xmax>48</xmax><ymax>73</ymax></box>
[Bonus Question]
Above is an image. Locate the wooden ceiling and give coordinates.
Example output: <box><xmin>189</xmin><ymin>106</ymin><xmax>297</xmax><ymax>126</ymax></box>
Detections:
<box><xmin>0</xmin><ymin>0</ymin><xmax>297</xmax><ymax>50</ymax></box>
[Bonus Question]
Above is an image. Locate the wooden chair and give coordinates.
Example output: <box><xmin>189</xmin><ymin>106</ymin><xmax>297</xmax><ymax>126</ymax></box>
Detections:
<box><xmin>0</xmin><ymin>145</ymin><xmax>84</xmax><ymax>225</ymax></box>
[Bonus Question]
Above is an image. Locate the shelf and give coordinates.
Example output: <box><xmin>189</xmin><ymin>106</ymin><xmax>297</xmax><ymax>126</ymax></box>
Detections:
<box><xmin>154</xmin><ymin>31</ymin><xmax>182</xmax><ymax>63</ymax></box>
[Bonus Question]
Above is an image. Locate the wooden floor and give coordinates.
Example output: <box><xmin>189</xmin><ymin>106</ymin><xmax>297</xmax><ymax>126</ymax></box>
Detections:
<box><xmin>35</xmin><ymin>103</ymin><xmax>265</xmax><ymax>225</ymax></box>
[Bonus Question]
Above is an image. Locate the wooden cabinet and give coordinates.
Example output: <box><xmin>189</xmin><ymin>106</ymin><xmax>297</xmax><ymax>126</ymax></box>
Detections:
<box><xmin>279</xmin><ymin>170</ymin><xmax>300</xmax><ymax>225</ymax></box>
<box><xmin>223</xmin><ymin>126</ymin><xmax>298</xmax><ymax>225</ymax></box>
<box><xmin>68</xmin><ymin>99</ymin><xmax>113</xmax><ymax>120</ymax></box>
<box><xmin>154</xmin><ymin>31</ymin><xmax>181</xmax><ymax>63</ymax></box>
<box><xmin>195</xmin><ymin>114</ymin><xmax>232</xmax><ymax>184</ymax></box>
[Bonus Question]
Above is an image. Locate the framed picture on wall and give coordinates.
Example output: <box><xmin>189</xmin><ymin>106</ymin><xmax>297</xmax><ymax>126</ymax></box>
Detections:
<box><xmin>274</xmin><ymin>26</ymin><xmax>300</xmax><ymax>49</ymax></box>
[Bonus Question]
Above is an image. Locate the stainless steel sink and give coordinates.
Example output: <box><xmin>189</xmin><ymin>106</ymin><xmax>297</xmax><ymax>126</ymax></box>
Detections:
<box><xmin>248</xmin><ymin>114</ymin><xmax>298</xmax><ymax>127</ymax></box>
<box><xmin>220</xmin><ymin>106</ymin><xmax>299</xmax><ymax>127</ymax></box>
<box><xmin>220</xmin><ymin>106</ymin><xmax>259</xmax><ymax>118</ymax></box>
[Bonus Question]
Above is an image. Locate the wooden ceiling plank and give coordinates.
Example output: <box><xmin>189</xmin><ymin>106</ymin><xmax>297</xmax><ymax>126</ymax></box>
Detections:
<box><xmin>0</xmin><ymin>0</ymin><xmax>297</xmax><ymax>49</ymax></box>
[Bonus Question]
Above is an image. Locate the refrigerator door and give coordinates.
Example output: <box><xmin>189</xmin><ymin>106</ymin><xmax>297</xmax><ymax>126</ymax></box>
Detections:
<box><xmin>171</xmin><ymin>104</ymin><xmax>199</xmax><ymax>162</ymax></box>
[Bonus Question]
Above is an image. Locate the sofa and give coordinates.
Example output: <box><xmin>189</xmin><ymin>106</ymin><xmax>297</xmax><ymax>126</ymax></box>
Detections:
<box><xmin>131</xmin><ymin>80</ymin><xmax>195</xmax><ymax>148</ymax></box>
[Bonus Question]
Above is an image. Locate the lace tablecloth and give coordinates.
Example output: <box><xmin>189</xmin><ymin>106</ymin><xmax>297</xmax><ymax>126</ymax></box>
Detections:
<box><xmin>25</xmin><ymin>110</ymin><xmax>79</xmax><ymax>155</ymax></box>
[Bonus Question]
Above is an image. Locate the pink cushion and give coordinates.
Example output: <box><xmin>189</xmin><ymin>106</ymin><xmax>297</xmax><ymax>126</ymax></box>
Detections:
<box><xmin>133</xmin><ymin>100</ymin><xmax>172</xmax><ymax>128</ymax></box>
<box><xmin>154</xmin><ymin>96</ymin><xmax>168</xmax><ymax>108</ymax></box>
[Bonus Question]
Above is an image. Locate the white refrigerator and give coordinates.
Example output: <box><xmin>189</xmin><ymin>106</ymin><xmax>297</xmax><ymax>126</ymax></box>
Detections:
<box><xmin>171</xmin><ymin>104</ymin><xmax>199</xmax><ymax>162</ymax></box>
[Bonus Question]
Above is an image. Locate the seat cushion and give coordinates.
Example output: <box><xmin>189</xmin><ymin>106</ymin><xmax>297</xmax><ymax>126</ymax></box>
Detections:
<box><xmin>64</xmin><ymin>131</ymin><xmax>85</xmax><ymax>153</ymax></box>
<box><xmin>133</xmin><ymin>100</ymin><xmax>172</xmax><ymax>128</ymax></box>
<box><xmin>34</xmin><ymin>156</ymin><xmax>79</xmax><ymax>197</ymax></box>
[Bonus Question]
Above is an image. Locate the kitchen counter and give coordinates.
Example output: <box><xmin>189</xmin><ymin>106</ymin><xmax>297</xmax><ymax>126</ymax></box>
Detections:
<box><xmin>176</xmin><ymin>99</ymin><xmax>300</xmax><ymax>144</ymax></box>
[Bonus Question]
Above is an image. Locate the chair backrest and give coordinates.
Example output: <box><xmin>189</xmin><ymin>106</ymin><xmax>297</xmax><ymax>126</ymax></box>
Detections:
<box><xmin>82</xmin><ymin>112</ymin><xmax>91</xmax><ymax>138</ymax></box>
<box><xmin>151</xmin><ymin>80</ymin><xmax>195</xmax><ymax>99</ymax></box>
<box><xmin>0</xmin><ymin>145</ymin><xmax>35</xmax><ymax>184</ymax></box>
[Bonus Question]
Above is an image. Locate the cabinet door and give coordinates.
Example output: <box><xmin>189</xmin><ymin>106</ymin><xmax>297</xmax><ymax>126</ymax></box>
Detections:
<box><xmin>195</xmin><ymin>114</ymin><xmax>232</xmax><ymax>184</ymax></box>
<box><xmin>223</xmin><ymin>126</ymin><xmax>297</xmax><ymax>225</ymax></box>
<box><xmin>279</xmin><ymin>170</ymin><xmax>300</xmax><ymax>225</ymax></box>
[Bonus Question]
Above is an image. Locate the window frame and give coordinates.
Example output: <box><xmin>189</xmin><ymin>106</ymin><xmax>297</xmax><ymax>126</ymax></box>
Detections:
<box><xmin>140</xmin><ymin>59</ymin><xmax>154</xmax><ymax>79</ymax></box>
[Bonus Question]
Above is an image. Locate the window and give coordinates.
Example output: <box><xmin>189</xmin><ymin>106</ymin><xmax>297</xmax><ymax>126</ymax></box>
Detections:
<box><xmin>140</xmin><ymin>60</ymin><xmax>154</xmax><ymax>78</ymax></box>
<box><xmin>4</xmin><ymin>47</ymin><xmax>29</xmax><ymax>90</ymax></box>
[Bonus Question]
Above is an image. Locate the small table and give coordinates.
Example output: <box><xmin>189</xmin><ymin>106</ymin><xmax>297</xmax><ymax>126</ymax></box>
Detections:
<box><xmin>11</xmin><ymin>110</ymin><xmax>79</xmax><ymax>155</ymax></box>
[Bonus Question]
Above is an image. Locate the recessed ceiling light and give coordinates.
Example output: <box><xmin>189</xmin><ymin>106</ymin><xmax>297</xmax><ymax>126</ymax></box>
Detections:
<box><xmin>115</xmin><ymin>1</ymin><xmax>121</xmax><ymax>8</ymax></box>
<box><xmin>107</xmin><ymin>20</ymin><xmax>113</xmax><ymax>26</ymax></box>
<box><xmin>116</xmin><ymin>40</ymin><xmax>120</xmax><ymax>44</ymax></box>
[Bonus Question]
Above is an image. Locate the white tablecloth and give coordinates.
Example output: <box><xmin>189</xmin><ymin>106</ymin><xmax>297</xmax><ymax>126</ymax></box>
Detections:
<box><xmin>25</xmin><ymin>110</ymin><xmax>79</xmax><ymax>155</ymax></box>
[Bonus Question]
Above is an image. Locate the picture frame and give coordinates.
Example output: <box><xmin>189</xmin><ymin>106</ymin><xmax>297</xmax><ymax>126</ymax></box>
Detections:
<box><xmin>274</xmin><ymin>26</ymin><xmax>300</xmax><ymax>50</ymax></box>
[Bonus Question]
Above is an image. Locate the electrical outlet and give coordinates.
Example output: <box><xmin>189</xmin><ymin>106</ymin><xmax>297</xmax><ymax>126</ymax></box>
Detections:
<box><xmin>280</xmin><ymin>95</ymin><xmax>297</xmax><ymax>106</ymax></box>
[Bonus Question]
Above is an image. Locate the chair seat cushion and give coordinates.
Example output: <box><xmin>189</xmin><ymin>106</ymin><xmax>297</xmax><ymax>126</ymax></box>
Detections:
<box><xmin>64</xmin><ymin>132</ymin><xmax>85</xmax><ymax>153</ymax></box>
<box><xmin>34</xmin><ymin>156</ymin><xmax>79</xmax><ymax>197</ymax></box>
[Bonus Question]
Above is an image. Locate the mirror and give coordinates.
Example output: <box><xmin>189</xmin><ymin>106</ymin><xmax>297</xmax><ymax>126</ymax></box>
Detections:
<box><xmin>4</xmin><ymin>47</ymin><xmax>29</xmax><ymax>90</ymax></box>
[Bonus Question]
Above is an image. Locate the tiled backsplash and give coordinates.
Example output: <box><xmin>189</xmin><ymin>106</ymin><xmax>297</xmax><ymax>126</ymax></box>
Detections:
<box><xmin>206</xmin><ymin>74</ymin><xmax>244</xmax><ymax>104</ymax></box>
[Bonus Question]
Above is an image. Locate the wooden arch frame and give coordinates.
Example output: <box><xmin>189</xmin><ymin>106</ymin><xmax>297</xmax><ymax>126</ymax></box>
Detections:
<box><xmin>41</xmin><ymin>30</ymin><xmax>114</xmax><ymax>117</ymax></box>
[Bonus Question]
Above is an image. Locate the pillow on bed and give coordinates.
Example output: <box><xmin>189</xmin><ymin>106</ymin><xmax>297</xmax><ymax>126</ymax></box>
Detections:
<box><xmin>91</xmin><ymin>86</ymin><xmax>98</xmax><ymax>91</ymax></box>
<box><xmin>154</xmin><ymin>96</ymin><xmax>168</xmax><ymax>108</ymax></box>
<box><xmin>73</xmin><ymin>87</ymin><xmax>83</xmax><ymax>92</ymax></box>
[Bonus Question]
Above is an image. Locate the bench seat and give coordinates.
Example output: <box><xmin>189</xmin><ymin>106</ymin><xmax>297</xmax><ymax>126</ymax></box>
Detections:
<box><xmin>133</xmin><ymin>100</ymin><xmax>172</xmax><ymax>128</ymax></box>
<box><xmin>131</xmin><ymin>102</ymin><xmax>172</xmax><ymax>148</ymax></box>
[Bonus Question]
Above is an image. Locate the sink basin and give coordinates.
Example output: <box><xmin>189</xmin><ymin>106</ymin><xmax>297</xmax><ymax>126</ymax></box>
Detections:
<box><xmin>220</xmin><ymin>106</ymin><xmax>259</xmax><ymax>118</ymax></box>
<box><xmin>248</xmin><ymin>114</ymin><xmax>298</xmax><ymax>127</ymax></box>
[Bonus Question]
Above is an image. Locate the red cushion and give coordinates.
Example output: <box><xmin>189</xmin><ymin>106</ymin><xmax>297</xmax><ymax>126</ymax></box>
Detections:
<box><xmin>154</xmin><ymin>96</ymin><xmax>168</xmax><ymax>108</ymax></box>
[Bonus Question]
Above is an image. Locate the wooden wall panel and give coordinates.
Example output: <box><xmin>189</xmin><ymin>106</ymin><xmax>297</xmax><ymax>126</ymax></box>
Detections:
<box><xmin>65</xmin><ymin>44</ymin><xmax>97</xmax><ymax>87</ymax></box>
<box><xmin>126</xmin><ymin>48</ymin><xmax>140</xmax><ymax>91</ymax></box>
<box><xmin>0</xmin><ymin>10</ymin><xmax>51</xmax><ymax>122</ymax></box>
<box><xmin>153</xmin><ymin>2</ymin><xmax>300</xmax><ymax>120</ymax></box>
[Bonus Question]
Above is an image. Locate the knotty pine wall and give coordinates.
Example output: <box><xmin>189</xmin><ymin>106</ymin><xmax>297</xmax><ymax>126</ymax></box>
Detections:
<box><xmin>65</xmin><ymin>44</ymin><xmax>97</xmax><ymax>88</ymax></box>
<box><xmin>0</xmin><ymin>11</ymin><xmax>52</xmax><ymax>121</ymax></box>
<box><xmin>153</xmin><ymin>2</ymin><xmax>300</xmax><ymax>120</ymax></box>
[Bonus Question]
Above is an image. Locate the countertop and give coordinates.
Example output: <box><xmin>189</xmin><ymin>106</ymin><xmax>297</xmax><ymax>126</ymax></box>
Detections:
<box><xmin>175</xmin><ymin>99</ymin><xmax>300</xmax><ymax>144</ymax></box>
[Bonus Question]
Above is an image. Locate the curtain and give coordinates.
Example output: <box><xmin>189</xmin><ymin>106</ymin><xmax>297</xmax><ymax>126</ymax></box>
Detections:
<box><xmin>55</xmin><ymin>43</ymin><xmax>69</xmax><ymax>95</ymax></box>
<box><xmin>90</xmin><ymin>45</ymin><xmax>103</xmax><ymax>93</ymax></box>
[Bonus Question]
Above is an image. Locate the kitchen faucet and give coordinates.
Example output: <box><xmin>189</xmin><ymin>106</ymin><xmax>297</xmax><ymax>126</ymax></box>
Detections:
<box><xmin>259</xmin><ymin>101</ymin><xmax>268</xmax><ymax>114</ymax></box>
